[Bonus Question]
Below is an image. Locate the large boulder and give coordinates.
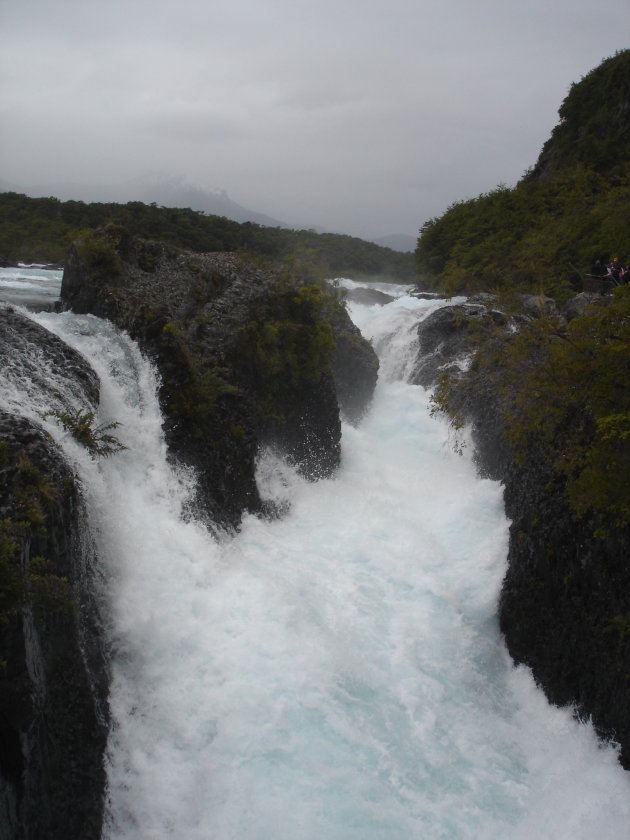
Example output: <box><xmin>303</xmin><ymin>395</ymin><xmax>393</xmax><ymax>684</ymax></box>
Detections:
<box><xmin>61</xmin><ymin>227</ymin><xmax>378</xmax><ymax>526</ymax></box>
<box><xmin>411</xmin><ymin>298</ymin><xmax>506</xmax><ymax>391</ymax></box>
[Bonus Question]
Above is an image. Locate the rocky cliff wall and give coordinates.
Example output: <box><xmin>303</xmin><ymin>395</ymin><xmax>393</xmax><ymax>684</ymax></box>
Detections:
<box><xmin>412</xmin><ymin>293</ymin><xmax>630</xmax><ymax>770</ymax></box>
<box><xmin>0</xmin><ymin>310</ymin><xmax>109</xmax><ymax>838</ymax></box>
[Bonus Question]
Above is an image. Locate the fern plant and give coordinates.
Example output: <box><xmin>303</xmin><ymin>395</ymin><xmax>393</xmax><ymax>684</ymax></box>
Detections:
<box><xmin>44</xmin><ymin>409</ymin><xmax>126</xmax><ymax>457</ymax></box>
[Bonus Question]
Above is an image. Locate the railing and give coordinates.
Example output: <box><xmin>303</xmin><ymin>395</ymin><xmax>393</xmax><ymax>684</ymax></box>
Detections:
<box><xmin>583</xmin><ymin>274</ymin><xmax>621</xmax><ymax>294</ymax></box>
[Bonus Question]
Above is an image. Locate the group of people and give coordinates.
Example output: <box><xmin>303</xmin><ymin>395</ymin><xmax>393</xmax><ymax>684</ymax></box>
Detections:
<box><xmin>588</xmin><ymin>255</ymin><xmax>629</xmax><ymax>294</ymax></box>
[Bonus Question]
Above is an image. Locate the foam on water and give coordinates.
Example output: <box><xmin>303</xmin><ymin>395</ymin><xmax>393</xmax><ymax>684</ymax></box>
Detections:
<box><xmin>22</xmin><ymin>289</ymin><xmax>630</xmax><ymax>839</ymax></box>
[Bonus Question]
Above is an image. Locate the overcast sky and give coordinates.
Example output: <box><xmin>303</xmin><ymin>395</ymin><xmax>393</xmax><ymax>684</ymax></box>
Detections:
<box><xmin>1</xmin><ymin>0</ymin><xmax>628</xmax><ymax>239</ymax></box>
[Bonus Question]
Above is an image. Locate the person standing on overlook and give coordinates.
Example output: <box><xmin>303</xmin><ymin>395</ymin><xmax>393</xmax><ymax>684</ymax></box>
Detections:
<box><xmin>608</xmin><ymin>255</ymin><xmax>622</xmax><ymax>284</ymax></box>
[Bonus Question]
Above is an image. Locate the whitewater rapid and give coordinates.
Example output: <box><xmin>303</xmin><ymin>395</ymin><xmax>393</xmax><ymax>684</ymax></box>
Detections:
<box><xmin>5</xmin><ymin>271</ymin><xmax>628</xmax><ymax>838</ymax></box>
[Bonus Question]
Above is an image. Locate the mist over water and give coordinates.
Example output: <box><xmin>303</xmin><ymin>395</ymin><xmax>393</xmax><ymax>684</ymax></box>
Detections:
<box><xmin>6</xmin><ymin>272</ymin><xmax>628</xmax><ymax>838</ymax></box>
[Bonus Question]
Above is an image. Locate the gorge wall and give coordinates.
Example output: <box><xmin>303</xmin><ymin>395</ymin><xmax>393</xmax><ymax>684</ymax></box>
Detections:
<box><xmin>0</xmin><ymin>310</ymin><xmax>109</xmax><ymax>839</ymax></box>
<box><xmin>411</xmin><ymin>291</ymin><xmax>630</xmax><ymax>770</ymax></box>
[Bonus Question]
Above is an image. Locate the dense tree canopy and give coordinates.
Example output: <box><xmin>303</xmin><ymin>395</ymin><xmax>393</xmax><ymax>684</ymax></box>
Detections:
<box><xmin>529</xmin><ymin>50</ymin><xmax>630</xmax><ymax>181</ymax></box>
<box><xmin>0</xmin><ymin>192</ymin><xmax>415</xmax><ymax>282</ymax></box>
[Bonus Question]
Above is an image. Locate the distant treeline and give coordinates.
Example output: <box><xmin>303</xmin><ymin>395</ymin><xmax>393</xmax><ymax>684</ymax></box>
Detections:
<box><xmin>416</xmin><ymin>50</ymin><xmax>630</xmax><ymax>302</ymax></box>
<box><xmin>0</xmin><ymin>192</ymin><xmax>416</xmax><ymax>282</ymax></box>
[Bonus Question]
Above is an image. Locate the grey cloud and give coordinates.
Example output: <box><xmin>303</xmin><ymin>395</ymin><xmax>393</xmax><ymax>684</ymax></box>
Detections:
<box><xmin>135</xmin><ymin>109</ymin><xmax>246</xmax><ymax>143</ymax></box>
<box><xmin>1</xmin><ymin>0</ymin><xmax>628</xmax><ymax>239</ymax></box>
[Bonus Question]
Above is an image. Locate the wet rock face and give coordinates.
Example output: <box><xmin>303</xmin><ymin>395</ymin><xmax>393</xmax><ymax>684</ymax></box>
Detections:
<box><xmin>500</xmin><ymin>453</ymin><xmax>630</xmax><ymax>770</ymax></box>
<box><xmin>62</xmin><ymin>231</ymin><xmax>378</xmax><ymax>527</ymax></box>
<box><xmin>327</xmin><ymin>301</ymin><xmax>379</xmax><ymax>426</ymax></box>
<box><xmin>0</xmin><ymin>412</ymin><xmax>108</xmax><ymax>839</ymax></box>
<box><xmin>411</xmin><ymin>300</ymin><xmax>507</xmax><ymax>390</ymax></box>
<box><xmin>411</xmin><ymin>300</ymin><xmax>514</xmax><ymax>480</ymax></box>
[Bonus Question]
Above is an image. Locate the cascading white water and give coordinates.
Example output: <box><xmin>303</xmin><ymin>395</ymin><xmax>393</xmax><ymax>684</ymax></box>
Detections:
<box><xmin>3</xmin><ymin>270</ymin><xmax>629</xmax><ymax>838</ymax></box>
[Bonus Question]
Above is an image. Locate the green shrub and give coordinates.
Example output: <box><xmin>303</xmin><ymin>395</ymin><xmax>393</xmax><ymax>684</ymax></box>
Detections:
<box><xmin>169</xmin><ymin>362</ymin><xmax>241</xmax><ymax>438</ymax></box>
<box><xmin>0</xmin><ymin>448</ymin><xmax>74</xmax><ymax>631</ymax></box>
<box><xmin>498</xmin><ymin>287</ymin><xmax>630</xmax><ymax>529</ymax></box>
<box><xmin>75</xmin><ymin>229</ymin><xmax>122</xmax><ymax>280</ymax></box>
<box><xmin>44</xmin><ymin>409</ymin><xmax>126</xmax><ymax>457</ymax></box>
<box><xmin>246</xmin><ymin>282</ymin><xmax>336</xmax><ymax>419</ymax></box>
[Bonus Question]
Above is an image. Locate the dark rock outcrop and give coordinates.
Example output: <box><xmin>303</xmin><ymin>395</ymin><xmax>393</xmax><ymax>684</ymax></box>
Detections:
<box><xmin>560</xmin><ymin>290</ymin><xmax>612</xmax><ymax>321</ymax></box>
<box><xmin>344</xmin><ymin>286</ymin><xmax>395</xmax><ymax>306</ymax></box>
<box><xmin>500</xmin><ymin>449</ymin><xmax>630</xmax><ymax>770</ymax></box>
<box><xmin>327</xmin><ymin>300</ymin><xmax>379</xmax><ymax>425</ymax></box>
<box><xmin>411</xmin><ymin>299</ymin><xmax>505</xmax><ymax>392</ymax></box>
<box><xmin>410</xmin><ymin>299</ymin><xmax>510</xmax><ymax>477</ymax></box>
<box><xmin>0</xmin><ymin>308</ymin><xmax>110</xmax><ymax>837</ymax></box>
<box><xmin>412</xmin><ymin>293</ymin><xmax>630</xmax><ymax>769</ymax></box>
<box><xmin>0</xmin><ymin>412</ymin><xmax>108</xmax><ymax>839</ymax></box>
<box><xmin>61</xmin><ymin>228</ymin><xmax>378</xmax><ymax>526</ymax></box>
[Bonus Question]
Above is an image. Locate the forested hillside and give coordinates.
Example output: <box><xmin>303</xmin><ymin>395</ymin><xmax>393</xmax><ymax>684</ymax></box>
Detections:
<box><xmin>416</xmin><ymin>50</ymin><xmax>630</xmax><ymax>301</ymax></box>
<box><xmin>0</xmin><ymin>192</ymin><xmax>415</xmax><ymax>281</ymax></box>
<box><xmin>426</xmin><ymin>49</ymin><xmax>630</xmax><ymax>545</ymax></box>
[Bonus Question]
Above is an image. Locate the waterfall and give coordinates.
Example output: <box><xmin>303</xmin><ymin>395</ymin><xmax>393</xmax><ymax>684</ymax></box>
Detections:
<box><xmin>2</xmin><ymin>269</ymin><xmax>628</xmax><ymax>838</ymax></box>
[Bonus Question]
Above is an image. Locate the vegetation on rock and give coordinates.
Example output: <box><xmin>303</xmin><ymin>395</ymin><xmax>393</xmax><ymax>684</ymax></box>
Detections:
<box><xmin>0</xmin><ymin>441</ymin><xmax>73</xmax><ymax>633</ymax></box>
<box><xmin>245</xmin><ymin>281</ymin><xmax>337</xmax><ymax>421</ymax></box>
<box><xmin>424</xmin><ymin>51</ymin><xmax>630</xmax><ymax>530</ymax></box>
<box><xmin>44</xmin><ymin>408</ymin><xmax>127</xmax><ymax>457</ymax></box>
<box><xmin>60</xmin><ymin>231</ymin><xmax>373</xmax><ymax>524</ymax></box>
<box><xmin>501</xmin><ymin>287</ymin><xmax>630</xmax><ymax>531</ymax></box>
<box><xmin>433</xmin><ymin>287</ymin><xmax>630</xmax><ymax>532</ymax></box>
<box><xmin>73</xmin><ymin>228</ymin><xmax>122</xmax><ymax>280</ymax></box>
